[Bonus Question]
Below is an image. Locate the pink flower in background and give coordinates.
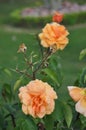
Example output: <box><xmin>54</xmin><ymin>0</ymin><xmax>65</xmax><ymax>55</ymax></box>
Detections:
<box><xmin>68</xmin><ymin>86</ymin><xmax>86</xmax><ymax>117</ymax></box>
<box><xmin>19</xmin><ymin>79</ymin><xmax>57</xmax><ymax>118</ymax></box>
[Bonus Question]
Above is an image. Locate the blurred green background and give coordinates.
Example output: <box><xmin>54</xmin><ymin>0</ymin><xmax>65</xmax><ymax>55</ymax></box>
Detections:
<box><xmin>0</xmin><ymin>0</ymin><xmax>86</xmax><ymax>86</ymax></box>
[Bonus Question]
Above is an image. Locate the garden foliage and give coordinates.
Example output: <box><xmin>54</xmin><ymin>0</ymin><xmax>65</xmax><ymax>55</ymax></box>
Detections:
<box><xmin>0</xmin><ymin>12</ymin><xmax>86</xmax><ymax>130</ymax></box>
<box><xmin>10</xmin><ymin>9</ymin><xmax>86</xmax><ymax>27</ymax></box>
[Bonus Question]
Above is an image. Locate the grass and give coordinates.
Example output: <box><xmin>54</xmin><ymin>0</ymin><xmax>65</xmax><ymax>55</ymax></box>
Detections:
<box><xmin>60</xmin><ymin>24</ymin><xmax>86</xmax><ymax>85</ymax></box>
<box><xmin>0</xmin><ymin>25</ymin><xmax>39</xmax><ymax>86</ymax></box>
<box><xmin>0</xmin><ymin>24</ymin><xmax>86</xmax><ymax>87</ymax></box>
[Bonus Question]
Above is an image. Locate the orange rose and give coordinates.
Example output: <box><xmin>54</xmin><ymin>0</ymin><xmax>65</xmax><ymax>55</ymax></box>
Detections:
<box><xmin>18</xmin><ymin>79</ymin><xmax>57</xmax><ymax>118</ymax></box>
<box><xmin>39</xmin><ymin>22</ymin><xmax>69</xmax><ymax>51</ymax></box>
<box><xmin>52</xmin><ymin>12</ymin><xmax>63</xmax><ymax>23</ymax></box>
<box><xmin>68</xmin><ymin>86</ymin><xmax>86</xmax><ymax>117</ymax></box>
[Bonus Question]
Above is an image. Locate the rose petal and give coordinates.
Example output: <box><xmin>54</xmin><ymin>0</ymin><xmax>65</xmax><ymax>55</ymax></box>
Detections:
<box><xmin>68</xmin><ymin>86</ymin><xmax>83</xmax><ymax>101</ymax></box>
<box><xmin>75</xmin><ymin>96</ymin><xmax>86</xmax><ymax>117</ymax></box>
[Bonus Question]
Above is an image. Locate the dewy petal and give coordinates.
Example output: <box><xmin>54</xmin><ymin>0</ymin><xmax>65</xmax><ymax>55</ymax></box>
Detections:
<box><xmin>75</xmin><ymin>96</ymin><xmax>86</xmax><ymax>117</ymax></box>
<box><xmin>68</xmin><ymin>86</ymin><xmax>84</xmax><ymax>101</ymax></box>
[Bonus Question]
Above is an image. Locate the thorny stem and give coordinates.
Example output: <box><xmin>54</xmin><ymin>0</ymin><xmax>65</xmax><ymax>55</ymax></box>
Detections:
<box><xmin>37</xmin><ymin>122</ymin><xmax>46</xmax><ymax>130</ymax></box>
<box><xmin>5</xmin><ymin>113</ymin><xmax>16</xmax><ymax>128</ymax></box>
<box><xmin>16</xmin><ymin>48</ymin><xmax>52</xmax><ymax>80</ymax></box>
<box><xmin>33</xmin><ymin>49</ymin><xmax>52</xmax><ymax>79</ymax></box>
<box><xmin>23</xmin><ymin>52</ymin><xmax>33</xmax><ymax>68</ymax></box>
<box><xmin>16</xmin><ymin>68</ymin><xmax>33</xmax><ymax>79</ymax></box>
<box><xmin>11</xmin><ymin>114</ymin><xmax>16</xmax><ymax>128</ymax></box>
<box><xmin>53</xmin><ymin>121</ymin><xmax>58</xmax><ymax>130</ymax></box>
<box><xmin>23</xmin><ymin>52</ymin><xmax>36</xmax><ymax>75</ymax></box>
<box><xmin>23</xmin><ymin>52</ymin><xmax>27</xmax><ymax>62</ymax></box>
<box><xmin>2</xmin><ymin>89</ymin><xmax>7</xmax><ymax>102</ymax></box>
<box><xmin>15</xmin><ymin>52</ymin><xmax>33</xmax><ymax>79</ymax></box>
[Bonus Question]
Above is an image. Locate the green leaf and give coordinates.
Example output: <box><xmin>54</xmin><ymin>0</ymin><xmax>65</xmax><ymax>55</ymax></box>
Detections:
<box><xmin>80</xmin><ymin>115</ymin><xmax>86</xmax><ymax>130</ymax></box>
<box><xmin>63</xmin><ymin>102</ymin><xmax>73</xmax><ymax>128</ymax></box>
<box><xmin>4</xmin><ymin>68</ymin><xmax>12</xmax><ymax>77</ymax></box>
<box><xmin>79</xmin><ymin>115</ymin><xmax>86</xmax><ymax>130</ymax></box>
<box><xmin>0</xmin><ymin>67</ymin><xmax>12</xmax><ymax>77</ymax></box>
<box><xmin>80</xmin><ymin>115</ymin><xmax>86</xmax><ymax>124</ymax></box>
<box><xmin>44</xmin><ymin>115</ymin><xmax>54</xmax><ymax>130</ymax></box>
<box><xmin>0</xmin><ymin>110</ymin><xmax>4</xmax><ymax>129</ymax></box>
<box><xmin>79</xmin><ymin>67</ymin><xmax>86</xmax><ymax>87</ymax></box>
<box><xmin>79</xmin><ymin>48</ymin><xmax>86</xmax><ymax>60</ymax></box>
<box><xmin>14</xmin><ymin>78</ymin><xmax>23</xmax><ymax>91</ymax></box>
<box><xmin>43</xmin><ymin>68</ymin><xmax>60</xmax><ymax>86</ymax></box>
<box><xmin>50</xmin><ymin>57</ymin><xmax>63</xmax><ymax>85</ymax></box>
<box><xmin>14</xmin><ymin>126</ymin><xmax>20</xmax><ymax>130</ymax></box>
<box><xmin>16</xmin><ymin>117</ymin><xmax>37</xmax><ymax>130</ymax></box>
<box><xmin>21</xmin><ymin>119</ymin><xmax>37</xmax><ymax>130</ymax></box>
<box><xmin>3</xmin><ymin>84</ymin><xmax>11</xmax><ymax>95</ymax></box>
<box><xmin>2</xmin><ymin>84</ymin><xmax>12</xmax><ymax>101</ymax></box>
<box><xmin>57</xmin><ymin>85</ymin><xmax>70</xmax><ymax>101</ymax></box>
<box><xmin>52</xmin><ymin>100</ymin><xmax>64</xmax><ymax>121</ymax></box>
<box><xmin>44</xmin><ymin>100</ymin><xmax>65</xmax><ymax>130</ymax></box>
<box><xmin>5</xmin><ymin>103</ymin><xmax>16</xmax><ymax>114</ymax></box>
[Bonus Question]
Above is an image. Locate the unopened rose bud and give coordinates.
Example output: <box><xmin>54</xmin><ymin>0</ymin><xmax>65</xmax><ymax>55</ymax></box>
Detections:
<box><xmin>50</xmin><ymin>44</ymin><xmax>57</xmax><ymax>53</ymax></box>
<box><xmin>52</xmin><ymin>11</ymin><xmax>63</xmax><ymax>23</ymax></box>
<box><xmin>17</xmin><ymin>43</ymin><xmax>27</xmax><ymax>53</ymax></box>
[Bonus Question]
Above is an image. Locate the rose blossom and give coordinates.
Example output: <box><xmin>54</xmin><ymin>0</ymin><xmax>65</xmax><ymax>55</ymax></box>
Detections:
<box><xmin>52</xmin><ymin>12</ymin><xmax>63</xmax><ymax>23</ymax></box>
<box><xmin>68</xmin><ymin>86</ymin><xmax>86</xmax><ymax>117</ymax></box>
<box><xmin>39</xmin><ymin>22</ymin><xmax>69</xmax><ymax>51</ymax></box>
<box><xmin>18</xmin><ymin>79</ymin><xmax>57</xmax><ymax>118</ymax></box>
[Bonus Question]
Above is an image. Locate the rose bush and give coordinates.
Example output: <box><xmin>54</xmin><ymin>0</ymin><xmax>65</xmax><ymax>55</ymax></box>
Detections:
<box><xmin>0</xmin><ymin>11</ymin><xmax>86</xmax><ymax>130</ymax></box>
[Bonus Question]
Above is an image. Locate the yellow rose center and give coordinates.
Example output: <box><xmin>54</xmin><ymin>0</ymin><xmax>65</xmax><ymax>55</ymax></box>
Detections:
<box><xmin>81</xmin><ymin>88</ymin><xmax>86</xmax><ymax>96</ymax></box>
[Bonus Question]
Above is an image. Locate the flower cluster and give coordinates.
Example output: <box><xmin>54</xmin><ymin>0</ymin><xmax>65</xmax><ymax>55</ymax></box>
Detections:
<box><xmin>18</xmin><ymin>12</ymin><xmax>69</xmax><ymax>119</ymax></box>
<box><xmin>17</xmin><ymin>10</ymin><xmax>86</xmax><ymax>130</ymax></box>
